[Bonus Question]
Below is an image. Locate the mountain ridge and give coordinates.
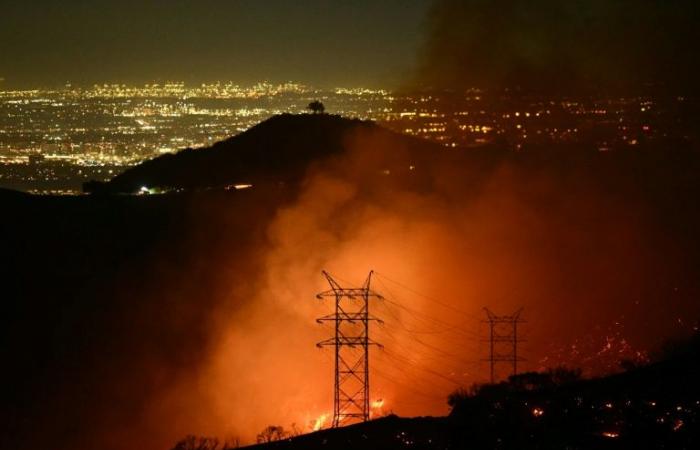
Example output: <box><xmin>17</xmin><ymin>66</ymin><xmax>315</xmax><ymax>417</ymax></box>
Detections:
<box><xmin>86</xmin><ymin>113</ymin><xmax>444</xmax><ymax>194</ymax></box>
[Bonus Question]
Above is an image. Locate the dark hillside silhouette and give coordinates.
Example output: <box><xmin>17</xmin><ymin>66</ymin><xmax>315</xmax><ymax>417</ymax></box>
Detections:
<box><xmin>237</xmin><ymin>336</ymin><xmax>700</xmax><ymax>450</ymax></box>
<box><xmin>89</xmin><ymin>114</ymin><xmax>447</xmax><ymax>194</ymax></box>
<box><xmin>87</xmin><ymin>113</ymin><xmax>700</xmax><ymax>202</ymax></box>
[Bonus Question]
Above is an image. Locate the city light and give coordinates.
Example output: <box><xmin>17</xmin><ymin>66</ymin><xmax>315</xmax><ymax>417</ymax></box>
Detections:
<box><xmin>0</xmin><ymin>82</ymin><xmax>692</xmax><ymax>194</ymax></box>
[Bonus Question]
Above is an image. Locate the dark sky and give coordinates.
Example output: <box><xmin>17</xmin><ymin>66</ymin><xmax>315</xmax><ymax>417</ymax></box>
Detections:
<box><xmin>0</xmin><ymin>0</ymin><xmax>431</xmax><ymax>88</ymax></box>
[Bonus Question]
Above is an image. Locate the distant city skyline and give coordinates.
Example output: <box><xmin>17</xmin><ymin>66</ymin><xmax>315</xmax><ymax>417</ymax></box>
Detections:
<box><xmin>2</xmin><ymin>82</ymin><xmax>695</xmax><ymax>194</ymax></box>
<box><xmin>0</xmin><ymin>79</ymin><xmax>392</xmax><ymax>91</ymax></box>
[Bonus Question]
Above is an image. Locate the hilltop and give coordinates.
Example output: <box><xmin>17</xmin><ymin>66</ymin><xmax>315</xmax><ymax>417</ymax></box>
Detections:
<box><xmin>84</xmin><ymin>112</ymin><xmax>700</xmax><ymax>200</ymax></box>
<box><xmin>85</xmin><ymin>114</ymin><xmax>447</xmax><ymax>194</ymax></box>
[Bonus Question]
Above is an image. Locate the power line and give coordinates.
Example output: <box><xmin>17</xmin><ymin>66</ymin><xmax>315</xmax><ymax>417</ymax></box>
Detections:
<box><xmin>381</xmin><ymin>348</ymin><xmax>464</xmax><ymax>387</ymax></box>
<box><xmin>370</xmin><ymin>277</ymin><xmax>484</xmax><ymax>388</ymax></box>
<box><xmin>374</xmin><ymin>272</ymin><xmax>484</xmax><ymax>322</ymax></box>
<box><xmin>374</xmin><ymin>277</ymin><xmax>482</xmax><ymax>341</ymax></box>
<box><xmin>374</xmin><ymin>324</ymin><xmax>479</xmax><ymax>368</ymax></box>
<box><xmin>371</xmin><ymin>365</ymin><xmax>449</xmax><ymax>403</ymax></box>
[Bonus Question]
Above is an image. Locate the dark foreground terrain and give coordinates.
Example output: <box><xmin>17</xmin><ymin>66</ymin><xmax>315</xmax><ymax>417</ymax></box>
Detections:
<box><xmin>241</xmin><ymin>336</ymin><xmax>700</xmax><ymax>450</ymax></box>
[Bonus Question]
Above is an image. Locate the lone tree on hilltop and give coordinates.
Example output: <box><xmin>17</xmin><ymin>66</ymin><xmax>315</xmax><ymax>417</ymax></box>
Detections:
<box><xmin>307</xmin><ymin>100</ymin><xmax>325</xmax><ymax>114</ymax></box>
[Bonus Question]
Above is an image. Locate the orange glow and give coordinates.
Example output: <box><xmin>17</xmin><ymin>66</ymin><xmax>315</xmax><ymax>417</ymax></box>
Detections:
<box><xmin>602</xmin><ymin>431</ymin><xmax>619</xmax><ymax>439</ymax></box>
<box><xmin>115</xmin><ymin>125</ymin><xmax>683</xmax><ymax>448</ymax></box>
<box><xmin>181</xmin><ymin>125</ymin><xmax>668</xmax><ymax>444</ymax></box>
<box><xmin>673</xmin><ymin>419</ymin><xmax>684</xmax><ymax>432</ymax></box>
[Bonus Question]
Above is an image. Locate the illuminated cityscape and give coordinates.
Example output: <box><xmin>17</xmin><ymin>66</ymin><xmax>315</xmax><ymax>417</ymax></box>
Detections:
<box><xmin>1</xmin><ymin>82</ymin><xmax>697</xmax><ymax>194</ymax></box>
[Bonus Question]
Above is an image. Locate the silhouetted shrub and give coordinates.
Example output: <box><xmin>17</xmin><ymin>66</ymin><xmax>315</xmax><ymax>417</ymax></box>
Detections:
<box><xmin>256</xmin><ymin>425</ymin><xmax>288</xmax><ymax>443</ymax></box>
<box><xmin>172</xmin><ymin>435</ymin><xmax>219</xmax><ymax>450</ymax></box>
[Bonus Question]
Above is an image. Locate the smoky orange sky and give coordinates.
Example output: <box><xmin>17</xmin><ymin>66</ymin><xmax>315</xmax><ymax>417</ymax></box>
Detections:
<box><xmin>114</xmin><ymin>126</ymin><xmax>700</xmax><ymax>448</ymax></box>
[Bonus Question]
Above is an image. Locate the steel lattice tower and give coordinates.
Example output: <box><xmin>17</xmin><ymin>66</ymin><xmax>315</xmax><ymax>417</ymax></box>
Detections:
<box><xmin>316</xmin><ymin>270</ymin><xmax>383</xmax><ymax>427</ymax></box>
<box><xmin>482</xmin><ymin>308</ymin><xmax>525</xmax><ymax>383</ymax></box>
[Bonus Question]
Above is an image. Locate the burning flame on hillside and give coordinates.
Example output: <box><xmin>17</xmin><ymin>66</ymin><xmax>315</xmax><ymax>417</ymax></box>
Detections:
<box><xmin>312</xmin><ymin>413</ymin><xmax>329</xmax><ymax>431</ymax></box>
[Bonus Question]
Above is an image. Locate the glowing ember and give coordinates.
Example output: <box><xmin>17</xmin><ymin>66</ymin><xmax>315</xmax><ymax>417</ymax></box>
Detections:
<box><xmin>673</xmin><ymin>419</ymin><xmax>684</xmax><ymax>431</ymax></box>
<box><xmin>372</xmin><ymin>399</ymin><xmax>385</xmax><ymax>409</ymax></box>
<box><xmin>532</xmin><ymin>407</ymin><xmax>544</xmax><ymax>417</ymax></box>
<box><xmin>225</xmin><ymin>183</ymin><xmax>254</xmax><ymax>190</ymax></box>
<box><xmin>602</xmin><ymin>431</ymin><xmax>619</xmax><ymax>439</ymax></box>
<box><xmin>540</xmin><ymin>320</ymin><xmax>649</xmax><ymax>376</ymax></box>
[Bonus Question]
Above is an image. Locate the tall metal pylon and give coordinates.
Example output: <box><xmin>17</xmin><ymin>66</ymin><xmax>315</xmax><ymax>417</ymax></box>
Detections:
<box><xmin>316</xmin><ymin>270</ymin><xmax>383</xmax><ymax>427</ymax></box>
<box><xmin>482</xmin><ymin>308</ymin><xmax>525</xmax><ymax>383</ymax></box>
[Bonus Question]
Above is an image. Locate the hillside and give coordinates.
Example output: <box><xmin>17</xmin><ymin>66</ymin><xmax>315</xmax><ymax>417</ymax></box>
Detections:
<box><xmin>86</xmin><ymin>114</ymin><xmax>447</xmax><ymax>194</ymax></box>
<box><xmin>86</xmin><ymin>113</ymin><xmax>700</xmax><ymax>202</ymax></box>
<box><xmin>240</xmin><ymin>339</ymin><xmax>700</xmax><ymax>450</ymax></box>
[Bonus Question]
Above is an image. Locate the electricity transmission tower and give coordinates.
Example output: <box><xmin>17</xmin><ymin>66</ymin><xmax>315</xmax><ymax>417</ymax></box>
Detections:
<box><xmin>316</xmin><ymin>270</ymin><xmax>383</xmax><ymax>427</ymax></box>
<box><xmin>482</xmin><ymin>308</ymin><xmax>525</xmax><ymax>383</ymax></box>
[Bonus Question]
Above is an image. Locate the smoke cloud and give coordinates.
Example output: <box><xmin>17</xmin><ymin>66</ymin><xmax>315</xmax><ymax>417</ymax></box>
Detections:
<box><xmin>5</xmin><ymin>125</ymin><xmax>700</xmax><ymax>450</ymax></box>
<box><xmin>138</xmin><ymin>126</ymin><xmax>699</xmax><ymax>446</ymax></box>
<box><xmin>415</xmin><ymin>0</ymin><xmax>700</xmax><ymax>93</ymax></box>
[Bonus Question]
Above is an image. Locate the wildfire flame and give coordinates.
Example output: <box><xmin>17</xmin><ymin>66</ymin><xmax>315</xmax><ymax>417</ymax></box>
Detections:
<box><xmin>370</xmin><ymin>398</ymin><xmax>386</xmax><ymax>419</ymax></box>
<box><xmin>312</xmin><ymin>413</ymin><xmax>329</xmax><ymax>431</ymax></box>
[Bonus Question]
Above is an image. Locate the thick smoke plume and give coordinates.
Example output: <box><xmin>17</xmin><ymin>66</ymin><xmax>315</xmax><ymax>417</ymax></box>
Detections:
<box><xmin>141</xmin><ymin>126</ymin><xmax>699</xmax><ymax>447</ymax></box>
<box><xmin>415</xmin><ymin>0</ymin><xmax>700</xmax><ymax>93</ymax></box>
<box><xmin>4</xmin><ymin>125</ymin><xmax>699</xmax><ymax>450</ymax></box>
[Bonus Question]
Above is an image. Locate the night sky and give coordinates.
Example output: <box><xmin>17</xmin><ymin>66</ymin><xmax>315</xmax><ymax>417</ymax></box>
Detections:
<box><xmin>2</xmin><ymin>0</ymin><xmax>698</xmax><ymax>92</ymax></box>
<box><xmin>0</xmin><ymin>0</ymin><xmax>431</xmax><ymax>88</ymax></box>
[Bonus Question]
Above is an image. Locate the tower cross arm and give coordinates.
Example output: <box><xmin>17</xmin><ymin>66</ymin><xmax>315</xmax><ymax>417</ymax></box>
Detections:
<box><xmin>316</xmin><ymin>337</ymin><xmax>383</xmax><ymax>348</ymax></box>
<box><xmin>317</xmin><ymin>313</ymin><xmax>384</xmax><ymax>323</ymax></box>
<box><xmin>316</xmin><ymin>288</ymin><xmax>384</xmax><ymax>299</ymax></box>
